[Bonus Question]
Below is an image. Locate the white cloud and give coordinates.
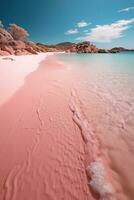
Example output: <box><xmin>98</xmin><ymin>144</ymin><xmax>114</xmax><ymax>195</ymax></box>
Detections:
<box><xmin>85</xmin><ymin>18</ymin><xmax>134</xmax><ymax>43</ymax></box>
<box><xmin>75</xmin><ymin>36</ymin><xmax>84</xmax><ymax>41</ymax></box>
<box><xmin>65</xmin><ymin>21</ymin><xmax>91</xmax><ymax>36</ymax></box>
<box><xmin>77</xmin><ymin>21</ymin><xmax>91</xmax><ymax>28</ymax></box>
<box><xmin>118</xmin><ymin>7</ymin><xmax>134</xmax><ymax>12</ymax></box>
<box><xmin>65</xmin><ymin>28</ymin><xmax>78</xmax><ymax>35</ymax></box>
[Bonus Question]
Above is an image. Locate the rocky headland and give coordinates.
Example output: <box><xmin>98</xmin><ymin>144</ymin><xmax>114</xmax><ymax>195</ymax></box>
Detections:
<box><xmin>0</xmin><ymin>21</ymin><xmax>133</xmax><ymax>56</ymax></box>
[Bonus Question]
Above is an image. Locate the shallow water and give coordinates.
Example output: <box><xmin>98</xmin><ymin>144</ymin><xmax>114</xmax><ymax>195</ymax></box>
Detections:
<box><xmin>58</xmin><ymin>52</ymin><xmax>134</xmax><ymax>200</ymax></box>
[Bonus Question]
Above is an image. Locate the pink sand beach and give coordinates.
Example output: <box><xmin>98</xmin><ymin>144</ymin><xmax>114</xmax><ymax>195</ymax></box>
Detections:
<box><xmin>0</xmin><ymin>54</ymin><xmax>95</xmax><ymax>200</ymax></box>
<box><xmin>0</xmin><ymin>53</ymin><xmax>134</xmax><ymax>200</ymax></box>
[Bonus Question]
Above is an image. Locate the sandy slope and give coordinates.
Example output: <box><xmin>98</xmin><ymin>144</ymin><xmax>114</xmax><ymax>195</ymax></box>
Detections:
<box><xmin>0</xmin><ymin>55</ymin><xmax>98</xmax><ymax>200</ymax></box>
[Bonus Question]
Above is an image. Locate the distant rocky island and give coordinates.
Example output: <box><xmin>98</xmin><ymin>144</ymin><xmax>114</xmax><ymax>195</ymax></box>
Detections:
<box><xmin>0</xmin><ymin>22</ymin><xmax>133</xmax><ymax>56</ymax></box>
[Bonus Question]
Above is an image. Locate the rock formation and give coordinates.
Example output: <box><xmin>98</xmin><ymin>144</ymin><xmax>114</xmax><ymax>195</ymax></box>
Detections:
<box><xmin>63</xmin><ymin>41</ymin><xmax>99</xmax><ymax>53</ymax></box>
<box><xmin>0</xmin><ymin>22</ymin><xmax>47</xmax><ymax>56</ymax></box>
<box><xmin>0</xmin><ymin>27</ymin><xmax>13</xmax><ymax>44</ymax></box>
<box><xmin>109</xmin><ymin>47</ymin><xmax>126</xmax><ymax>53</ymax></box>
<box><xmin>98</xmin><ymin>49</ymin><xmax>109</xmax><ymax>53</ymax></box>
<box><xmin>0</xmin><ymin>20</ymin><xmax>134</xmax><ymax>56</ymax></box>
<box><xmin>75</xmin><ymin>41</ymin><xmax>98</xmax><ymax>53</ymax></box>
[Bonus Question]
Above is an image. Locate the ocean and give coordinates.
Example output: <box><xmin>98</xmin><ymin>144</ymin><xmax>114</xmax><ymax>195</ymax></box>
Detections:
<box><xmin>57</xmin><ymin>52</ymin><xmax>134</xmax><ymax>200</ymax></box>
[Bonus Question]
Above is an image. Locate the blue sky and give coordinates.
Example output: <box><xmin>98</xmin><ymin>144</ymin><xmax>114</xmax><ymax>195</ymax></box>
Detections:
<box><xmin>0</xmin><ymin>0</ymin><xmax>134</xmax><ymax>48</ymax></box>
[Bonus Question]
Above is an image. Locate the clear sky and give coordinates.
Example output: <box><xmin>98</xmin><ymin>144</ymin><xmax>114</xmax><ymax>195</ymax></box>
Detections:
<box><xmin>0</xmin><ymin>0</ymin><xmax>134</xmax><ymax>48</ymax></box>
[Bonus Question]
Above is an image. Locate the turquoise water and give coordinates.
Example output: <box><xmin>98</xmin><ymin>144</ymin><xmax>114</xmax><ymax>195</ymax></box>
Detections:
<box><xmin>58</xmin><ymin>52</ymin><xmax>134</xmax><ymax>200</ymax></box>
<box><xmin>58</xmin><ymin>52</ymin><xmax>134</xmax><ymax>74</ymax></box>
<box><xmin>58</xmin><ymin>52</ymin><xmax>134</xmax><ymax>126</ymax></box>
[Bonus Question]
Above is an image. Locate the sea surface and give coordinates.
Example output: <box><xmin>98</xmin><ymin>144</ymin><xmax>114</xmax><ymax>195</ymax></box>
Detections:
<box><xmin>57</xmin><ymin>52</ymin><xmax>134</xmax><ymax>200</ymax></box>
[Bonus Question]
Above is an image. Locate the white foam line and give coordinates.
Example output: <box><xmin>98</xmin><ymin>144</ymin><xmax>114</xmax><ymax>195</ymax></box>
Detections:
<box><xmin>87</xmin><ymin>159</ymin><xmax>115</xmax><ymax>200</ymax></box>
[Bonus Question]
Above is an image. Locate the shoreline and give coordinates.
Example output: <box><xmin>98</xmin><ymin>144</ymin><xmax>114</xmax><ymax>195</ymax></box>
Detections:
<box><xmin>0</xmin><ymin>53</ymin><xmax>133</xmax><ymax>199</ymax></box>
<box><xmin>0</xmin><ymin>53</ymin><xmax>54</xmax><ymax>106</ymax></box>
<box><xmin>0</xmin><ymin>54</ymin><xmax>95</xmax><ymax>200</ymax></box>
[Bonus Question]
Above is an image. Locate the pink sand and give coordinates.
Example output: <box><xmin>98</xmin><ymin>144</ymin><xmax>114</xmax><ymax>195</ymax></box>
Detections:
<box><xmin>0</xmin><ymin>54</ymin><xmax>132</xmax><ymax>200</ymax></box>
<box><xmin>0</xmin><ymin>53</ymin><xmax>53</xmax><ymax>106</ymax></box>
<box><xmin>0</xmin><ymin>55</ymin><xmax>97</xmax><ymax>200</ymax></box>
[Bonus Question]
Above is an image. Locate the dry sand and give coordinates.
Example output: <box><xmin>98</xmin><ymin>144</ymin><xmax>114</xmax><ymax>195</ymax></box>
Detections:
<box><xmin>0</xmin><ymin>53</ymin><xmax>52</xmax><ymax>106</ymax></box>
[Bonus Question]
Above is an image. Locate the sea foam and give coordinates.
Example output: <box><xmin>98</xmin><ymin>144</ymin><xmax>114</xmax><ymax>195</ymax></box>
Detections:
<box><xmin>87</xmin><ymin>159</ymin><xmax>115</xmax><ymax>200</ymax></box>
<box><xmin>70</xmin><ymin>88</ymin><xmax>115</xmax><ymax>199</ymax></box>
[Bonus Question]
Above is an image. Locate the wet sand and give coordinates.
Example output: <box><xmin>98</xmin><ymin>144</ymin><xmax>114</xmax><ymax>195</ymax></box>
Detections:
<box><xmin>1</xmin><ymin>53</ymin><xmax>133</xmax><ymax>200</ymax></box>
<box><xmin>0</xmin><ymin>55</ymin><xmax>97</xmax><ymax>200</ymax></box>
